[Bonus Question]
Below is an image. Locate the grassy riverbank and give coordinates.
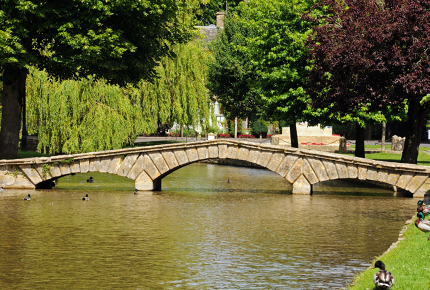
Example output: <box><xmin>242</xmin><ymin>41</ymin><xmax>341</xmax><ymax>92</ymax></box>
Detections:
<box><xmin>348</xmin><ymin>145</ymin><xmax>430</xmax><ymax>166</ymax></box>
<box><xmin>348</xmin><ymin>215</ymin><xmax>430</xmax><ymax>289</ymax></box>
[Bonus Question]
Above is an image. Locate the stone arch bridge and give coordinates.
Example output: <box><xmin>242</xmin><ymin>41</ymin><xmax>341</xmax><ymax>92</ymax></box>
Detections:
<box><xmin>1</xmin><ymin>140</ymin><xmax>429</xmax><ymax>197</ymax></box>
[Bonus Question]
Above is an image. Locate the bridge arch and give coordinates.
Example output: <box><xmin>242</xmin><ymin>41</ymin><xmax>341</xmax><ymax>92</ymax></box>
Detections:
<box><xmin>1</xmin><ymin>140</ymin><xmax>429</xmax><ymax>197</ymax></box>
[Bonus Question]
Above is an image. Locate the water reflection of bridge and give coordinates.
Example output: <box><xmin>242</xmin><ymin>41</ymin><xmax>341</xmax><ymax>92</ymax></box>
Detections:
<box><xmin>1</xmin><ymin>140</ymin><xmax>429</xmax><ymax>196</ymax></box>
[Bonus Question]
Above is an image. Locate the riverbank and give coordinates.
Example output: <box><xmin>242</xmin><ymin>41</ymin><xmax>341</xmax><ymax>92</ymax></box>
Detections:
<box><xmin>348</xmin><ymin>213</ymin><xmax>430</xmax><ymax>289</ymax></box>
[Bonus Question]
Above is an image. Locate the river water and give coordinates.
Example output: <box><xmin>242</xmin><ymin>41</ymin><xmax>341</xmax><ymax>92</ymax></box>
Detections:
<box><xmin>0</xmin><ymin>163</ymin><xmax>416</xmax><ymax>289</ymax></box>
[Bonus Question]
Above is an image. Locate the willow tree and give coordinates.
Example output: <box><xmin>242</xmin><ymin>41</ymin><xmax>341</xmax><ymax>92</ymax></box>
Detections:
<box><xmin>138</xmin><ymin>39</ymin><xmax>214</xmax><ymax>136</ymax></box>
<box><xmin>26</xmin><ymin>69</ymin><xmax>156</xmax><ymax>154</ymax></box>
<box><xmin>0</xmin><ymin>0</ymin><xmax>193</xmax><ymax>158</ymax></box>
<box><xmin>26</xmin><ymin>38</ymin><xmax>213</xmax><ymax>154</ymax></box>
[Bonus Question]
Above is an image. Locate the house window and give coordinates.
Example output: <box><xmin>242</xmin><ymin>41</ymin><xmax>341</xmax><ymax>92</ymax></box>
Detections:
<box><xmin>217</xmin><ymin>116</ymin><xmax>224</xmax><ymax>122</ymax></box>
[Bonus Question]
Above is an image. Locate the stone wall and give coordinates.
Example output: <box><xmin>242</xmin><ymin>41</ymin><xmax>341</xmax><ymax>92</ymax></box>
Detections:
<box><xmin>391</xmin><ymin>135</ymin><xmax>405</xmax><ymax>152</ymax></box>
<box><xmin>282</xmin><ymin>123</ymin><xmax>333</xmax><ymax>136</ymax></box>
<box><xmin>275</xmin><ymin>123</ymin><xmax>341</xmax><ymax>151</ymax></box>
<box><xmin>27</xmin><ymin>136</ymin><xmax>39</xmax><ymax>151</ymax></box>
<box><xmin>271</xmin><ymin>135</ymin><xmax>347</xmax><ymax>152</ymax></box>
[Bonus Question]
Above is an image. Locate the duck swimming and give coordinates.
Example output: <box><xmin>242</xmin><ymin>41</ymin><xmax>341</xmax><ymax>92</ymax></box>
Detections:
<box><xmin>134</xmin><ymin>189</ymin><xmax>138</xmax><ymax>195</ymax></box>
<box><xmin>23</xmin><ymin>194</ymin><xmax>31</xmax><ymax>201</ymax></box>
<box><xmin>82</xmin><ymin>194</ymin><xmax>89</xmax><ymax>201</ymax></box>
<box><xmin>87</xmin><ymin>177</ymin><xmax>94</xmax><ymax>183</ymax></box>
<box><xmin>417</xmin><ymin>200</ymin><xmax>430</xmax><ymax>216</ymax></box>
<box><xmin>373</xmin><ymin>260</ymin><xmax>394</xmax><ymax>290</ymax></box>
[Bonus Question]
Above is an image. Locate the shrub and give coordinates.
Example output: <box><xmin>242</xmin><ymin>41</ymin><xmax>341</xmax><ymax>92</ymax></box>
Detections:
<box><xmin>238</xmin><ymin>134</ymin><xmax>254</xmax><ymax>138</ymax></box>
<box><xmin>251</xmin><ymin>119</ymin><xmax>268</xmax><ymax>134</ymax></box>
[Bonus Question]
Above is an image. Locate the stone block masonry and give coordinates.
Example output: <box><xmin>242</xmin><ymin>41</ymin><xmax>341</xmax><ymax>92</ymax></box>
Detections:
<box><xmin>0</xmin><ymin>140</ymin><xmax>430</xmax><ymax>197</ymax></box>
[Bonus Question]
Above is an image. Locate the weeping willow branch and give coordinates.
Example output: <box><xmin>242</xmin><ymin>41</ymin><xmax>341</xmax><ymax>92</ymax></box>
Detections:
<box><xmin>26</xmin><ymin>38</ymin><xmax>213</xmax><ymax>154</ymax></box>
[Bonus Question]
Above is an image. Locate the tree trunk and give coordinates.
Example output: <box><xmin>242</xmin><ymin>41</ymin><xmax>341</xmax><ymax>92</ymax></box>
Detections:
<box><xmin>355</xmin><ymin>123</ymin><xmax>365</xmax><ymax>158</ymax></box>
<box><xmin>0</xmin><ymin>64</ymin><xmax>27</xmax><ymax>159</ymax></box>
<box><xmin>234</xmin><ymin>117</ymin><xmax>237</xmax><ymax>138</ymax></box>
<box><xmin>401</xmin><ymin>99</ymin><xmax>430</xmax><ymax>164</ymax></box>
<box><xmin>381</xmin><ymin>122</ymin><xmax>386</xmax><ymax>152</ymax></box>
<box><xmin>290</xmin><ymin>122</ymin><xmax>298</xmax><ymax>148</ymax></box>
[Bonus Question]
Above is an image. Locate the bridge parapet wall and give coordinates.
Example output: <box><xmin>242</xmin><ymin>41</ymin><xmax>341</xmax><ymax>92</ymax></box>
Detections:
<box><xmin>0</xmin><ymin>140</ymin><xmax>429</xmax><ymax>197</ymax></box>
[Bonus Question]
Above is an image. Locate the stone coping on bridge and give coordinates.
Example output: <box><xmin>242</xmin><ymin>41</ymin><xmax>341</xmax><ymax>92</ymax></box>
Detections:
<box><xmin>1</xmin><ymin>140</ymin><xmax>427</xmax><ymax>172</ymax></box>
<box><xmin>0</xmin><ymin>140</ymin><xmax>429</xmax><ymax>196</ymax></box>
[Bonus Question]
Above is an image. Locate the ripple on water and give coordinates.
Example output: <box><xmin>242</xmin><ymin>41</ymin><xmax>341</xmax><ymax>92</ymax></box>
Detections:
<box><xmin>0</xmin><ymin>163</ymin><xmax>416</xmax><ymax>289</ymax></box>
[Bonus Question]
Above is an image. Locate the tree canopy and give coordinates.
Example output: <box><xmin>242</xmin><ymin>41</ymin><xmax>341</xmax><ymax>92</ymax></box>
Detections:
<box><xmin>1</xmin><ymin>0</ymin><xmax>193</xmax><ymax>84</ymax></box>
<box><xmin>306</xmin><ymin>0</ymin><xmax>430</xmax><ymax>164</ymax></box>
<box><xmin>207</xmin><ymin>13</ymin><xmax>264</xmax><ymax>121</ymax></box>
<box><xmin>208</xmin><ymin>0</ymin><xmax>319</xmax><ymax>146</ymax></box>
<box><xmin>0</xmin><ymin>0</ymin><xmax>197</xmax><ymax>158</ymax></box>
<box><xmin>198</xmin><ymin>0</ymin><xmax>242</xmax><ymax>25</ymax></box>
<box><xmin>236</xmin><ymin>0</ymin><xmax>318</xmax><ymax>126</ymax></box>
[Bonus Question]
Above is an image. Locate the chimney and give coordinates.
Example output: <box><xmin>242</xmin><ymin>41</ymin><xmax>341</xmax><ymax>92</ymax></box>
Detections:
<box><xmin>216</xmin><ymin>12</ymin><xmax>225</xmax><ymax>28</ymax></box>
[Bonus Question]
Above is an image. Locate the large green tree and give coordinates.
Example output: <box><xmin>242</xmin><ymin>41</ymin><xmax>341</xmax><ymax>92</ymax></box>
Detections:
<box><xmin>0</xmin><ymin>0</ymin><xmax>193</xmax><ymax>158</ymax></box>
<box><xmin>306</xmin><ymin>0</ymin><xmax>430</xmax><ymax>164</ymax></box>
<box><xmin>207</xmin><ymin>13</ymin><xmax>265</xmax><ymax>122</ymax></box>
<box><xmin>219</xmin><ymin>0</ymin><xmax>319</xmax><ymax>147</ymax></box>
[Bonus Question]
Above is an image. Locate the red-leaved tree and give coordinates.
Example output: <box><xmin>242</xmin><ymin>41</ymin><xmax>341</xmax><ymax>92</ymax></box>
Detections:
<box><xmin>306</xmin><ymin>0</ymin><xmax>430</xmax><ymax>164</ymax></box>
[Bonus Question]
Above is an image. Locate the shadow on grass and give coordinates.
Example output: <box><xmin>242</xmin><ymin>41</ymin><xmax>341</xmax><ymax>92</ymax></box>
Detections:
<box><xmin>131</xmin><ymin>140</ymin><xmax>183</xmax><ymax>147</ymax></box>
<box><xmin>18</xmin><ymin>150</ymin><xmax>50</xmax><ymax>159</ymax></box>
<box><xmin>366</xmin><ymin>158</ymin><xmax>430</xmax><ymax>166</ymax></box>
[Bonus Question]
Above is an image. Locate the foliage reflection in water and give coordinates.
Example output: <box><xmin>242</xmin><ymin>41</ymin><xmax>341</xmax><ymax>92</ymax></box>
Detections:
<box><xmin>0</xmin><ymin>163</ymin><xmax>416</xmax><ymax>289</ymax></box>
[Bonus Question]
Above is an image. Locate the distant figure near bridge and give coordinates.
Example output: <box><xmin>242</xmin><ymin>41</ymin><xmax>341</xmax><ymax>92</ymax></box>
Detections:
<box><xmin>0</xmin><ymin>140</ymin><xmax>429</xmax><ymax>197</ymax></box>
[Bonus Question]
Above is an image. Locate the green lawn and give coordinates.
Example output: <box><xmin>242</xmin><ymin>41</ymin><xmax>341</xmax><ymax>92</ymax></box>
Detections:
<box><xmin>364</xmin><ymin>152</ymin><xmax>430</xmax><ymax>166</ymax></box>
<box><xmin>350</xmin><ymin>144</ymin><xmax>430</xmax><ymax>151</ymax></box>
<box><xmin>18</xmin><ymin>150</ymin><xmax>50</xmax><ymax>159</ymax></box>
<box><xmin>346</xmin><ymin>146</ymin><xmax>430</xmax><ymax>166</ymax></box>
<box><xmin>348</xmin><ymin>217</ymin><xmax>430</xmax><ymax>289</ymax></box>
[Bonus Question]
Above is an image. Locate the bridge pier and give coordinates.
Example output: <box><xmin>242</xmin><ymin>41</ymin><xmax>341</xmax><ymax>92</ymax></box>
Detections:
<box><xmin>292</xmin><ymin>175</ymin><xmax>312</xmax><ymax>195</ymax></box>
<box><xmin>135</xmin><ymin>173</ymin><xmax>161</xmax><ymax>191</ymax></box>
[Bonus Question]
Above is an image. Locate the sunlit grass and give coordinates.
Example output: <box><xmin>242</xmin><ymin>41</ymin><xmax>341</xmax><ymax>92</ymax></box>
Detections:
<box><xmin>366</xmin><ymin>152</ymin><xmax>430</xmax><ymax>166</ymax></box>
<box><xmin>348</xmin><ymin>217</ymin><xmax>430</xmax><ymax>289</ymax></box>
<box><xmin>344</xmin><ymin>146</ymin><xmax>430</xmax><ymax>166</ymax></box>
<box><xmin>350</xmin><ymin>144</ymin><xmax>429</xmax><ymax>151</ymax></box>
